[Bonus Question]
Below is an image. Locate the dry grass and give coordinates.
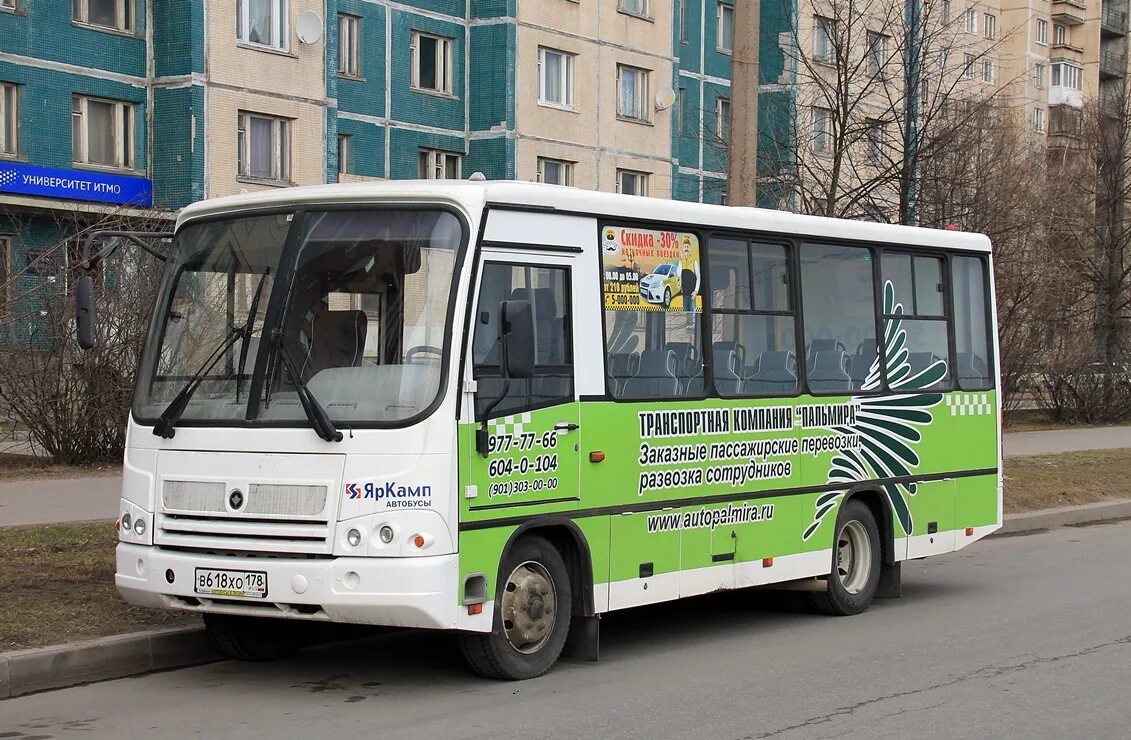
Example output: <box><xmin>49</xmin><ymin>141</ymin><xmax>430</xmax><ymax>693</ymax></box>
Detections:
<box><xmin>0</xmin><ymin>453</ymin><xmax>120</xmax><ymax>481</ymax></box>
<box><xmin>0</xmin><ymin>521</ymin><xmax>194</xmax><ymax>652</ymax></box>
<box><xmin>1004</xmin><ymin>448</ymin><xmax>1131</xmax><ymax>513</ymax></box>
<box><xmin>1002</xmin><ymin>409</ymin><xmax>1081</xmax><ymax>433</ymax></box>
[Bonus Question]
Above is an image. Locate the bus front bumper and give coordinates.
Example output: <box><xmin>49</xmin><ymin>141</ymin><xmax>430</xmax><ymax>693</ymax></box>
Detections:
<box><xmin>115</xmin><ymin>543</ymin><xmax>461</xmax><ymax>630</ymax></box>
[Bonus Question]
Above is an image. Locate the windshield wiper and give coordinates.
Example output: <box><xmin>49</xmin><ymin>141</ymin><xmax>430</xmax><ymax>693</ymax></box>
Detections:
<box><xmin>153</xmin><ymin>326</ymin><xmax>245</xmax><ymax>439</ymax></box>
<box><xmin>235</xmin><ymin>268</ymin><xmax>270</xmax><ymax>404</ymax></box>
<box><xmin>269</xmin><ymin>331</ymin><xmax>344</xmax><ymax>443</ymax></box>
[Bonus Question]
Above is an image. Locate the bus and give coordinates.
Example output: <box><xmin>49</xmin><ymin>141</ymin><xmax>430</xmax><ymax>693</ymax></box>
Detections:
<box><xmin>82</xmin><ymin>180</ymin><xmax>1001</xmax><ymax>680</ymax></box>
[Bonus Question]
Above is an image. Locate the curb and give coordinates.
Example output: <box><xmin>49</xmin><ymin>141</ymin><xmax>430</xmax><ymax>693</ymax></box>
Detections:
<box><xmin>0</xmin><ymin>624</ymin><xmax>217</xmax><ymax>699</ymax></box>
<box><xmin>994</xmin><ymin>499</ymin><xmax>1131</xmax><ymax>537</ymax></box>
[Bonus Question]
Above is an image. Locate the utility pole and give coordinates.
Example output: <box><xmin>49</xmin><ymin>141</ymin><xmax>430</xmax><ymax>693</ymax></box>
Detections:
<box><xmin>727</xmin><ymin>0</ymin><xmax>760</xmax><ymax>206</ymax></box>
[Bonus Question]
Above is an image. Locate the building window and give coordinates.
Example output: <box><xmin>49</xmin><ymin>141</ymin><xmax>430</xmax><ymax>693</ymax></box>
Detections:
<box><xmin>411</xmin><ymin>31</ymin><xmax>453</xmax><ymax>94</ymax></box>
<box><xmin>618</xmin><ymin>0</ymin><xmax>651</xmax><ymax>19</ymax></box>
<box><xmin>538</xmin><ymin>47</ymin><xmax>575</xmax><ymax>108</ymax></box>
<box><xmin>814</xmin><ymin>17</ymin><xmax>836</xmax><ymax>63</ymax></box>
<box><xmin>964</xmin><ymin>7</ymin><xmax>976</xmax><ymax>34</ymax></box>
<box><xmin>865</xmin><ymin>120</ymin><xmax>884</xmax><ymax>163</ymax></box>
<box><xmin>72</xmin><ymin>0</ymin><xmax>133</xmax><ymax>32</ymax></box>
<box><xmin>939</xmin><ymin>49</ymin><xmax>949</xmax><ymax>70</ymax></box>
<box><xmin>236</xmin><ymin>0</ymin><xmax>288</xmax><ymax>51</ymax></box>
<box><xmin>537</xmin><ymin>157</ymin><xmax>573</xmax><ymax>186</ymax></box>
<box><xmin>812</xmin><ymin>107</ymin><xmax>831</xmax><ymax>152</ymax></box>
<box><xmin>677</xmin><ymin>86</ymin><xmax>687</xmax><ymax>136</ymax></box>
<box><xmin>715</xmin><ymin>96</ymin><xmax>731</xmax><ymax>142</ymax></box>
<box><xmin>616</xmin><ymin>64</ymin><xmax>650</xmax><ymax>122</ymax></box>
<box><xmin>1033</xmin><ymin>108</ymin><xmax>1045</xmax><ymax>133</ymax></box>
<box><xmin>419</xmin><ymin>149</ymin><xmax>461</xmax><ymax>179</ymax></box>
<box><xmin>983</xmin><ymin>13</ymin><xmax>995</xmax><ymax>40</ymax></box>
<box><xmin>338</xmin><ymin>14</ymin><xmax>360</xmax><ymax>77</ymax></box>
<box><xmin>1036</xmin><ymin>19</ymin><xmax>1047</xmax><ymax>45</ymax></box>
<box><xmin>337</xmin><ymin>134</ymin><xmax>350</xmax><ymax>177</ymax></box>
<box><xmin>963</xmin><ymin>53</ymin><xmax>975</xmax><ymax>79</ymax></box>
<box><xmin>679</xmin><ymin>0</ymin><xmax>687</xmax><ymax>43</ymax></box>
<box><xmin>237</xmin><ymin>111</ymin><xmax>290</xmax><ymax>182</ymax></box>
<box><xmin>941</xmin><ymin>1</ymin><xmax>950</xmax><ymax>24</ymax></box>
<box><xmin>717</xmin><ymin>3</ymin><xmax>734</xmax><ymax>53</ymax></box>
<box><xmin>867</xmin><ymin>32</ymin><xmax>887</xmax><ymax>76</ymax></box>
<box><xmin>1</xmin><ymin>0</ymin><xmax>15</xmax><ymax>10</ymax></box>
<box><xmin>1035</xmin><ymin>63</ymin><xmax>1046</xmax><ymax>90</ymax></box>
<box><xmin>616</xmin><ymin>169</ymin><xmax>648</xmax><ymax>196</ymax></box>
<box><xmin>1051</xmin><ymin>61</ymin><xmax>1082</xmax><ymax>90</ymax></box>
<box><xmin>72</xmin><ymin>95</ymin><xmax>134</xmax><ymax>169</ymax></box>
<box><xmin>982</xmin><ymin>59</ymin><xmax>994</xmax><ymax>83</ymax></box>
<box><xmin>1053</xmin><ymin>24</ymin><xmax>1066</xmax><ymax>46</ymax></box>
<box><xmin>1</xmin><ymin>82</ymin><xmax>16</xmax><ymax>156</ymax></box>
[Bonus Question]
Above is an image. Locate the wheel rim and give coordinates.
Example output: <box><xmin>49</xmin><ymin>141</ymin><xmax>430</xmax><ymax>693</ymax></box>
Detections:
<box><xmin>501</xmin><ymin>561</ymin><xmax>557</xmax><ymax>654</ymax></box>
<box><xmin>836</xmin><ymin>520</ymin><xmax>872</xmax><ymax>595</ymax></box>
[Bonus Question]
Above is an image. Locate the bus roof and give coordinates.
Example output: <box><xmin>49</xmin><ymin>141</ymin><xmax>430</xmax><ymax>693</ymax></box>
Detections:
<box><xmin>176</xmin><ymin>180</ymin><xmax>993</xmax><ymax>254</ymax></box>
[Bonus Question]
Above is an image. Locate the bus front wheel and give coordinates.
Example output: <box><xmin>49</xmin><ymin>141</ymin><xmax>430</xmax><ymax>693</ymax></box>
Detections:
<box><xmin>805</xmin><ymin>499</ymin><xmax>881</xmax><ymax>616</ymax></box>
<box><xmin>458</xmin><ymin>535</ymin><xmax>572</xmax><ymax>680</ymax></box>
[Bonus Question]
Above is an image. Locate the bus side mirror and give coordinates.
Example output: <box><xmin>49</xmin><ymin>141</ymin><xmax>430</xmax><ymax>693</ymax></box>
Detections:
<box><xmin>501</xmin><ymin>300</ymin><xmax>535</xmax><ymax>379</ymax></box>
<box><xmin>76</xmin><ymin>274</ymin><xmax>96</xmax><ymax>350</ymax></box>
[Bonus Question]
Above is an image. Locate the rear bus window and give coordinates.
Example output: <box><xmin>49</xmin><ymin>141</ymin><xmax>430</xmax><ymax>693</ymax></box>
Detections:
<box><xmin>951</xmin><ymin>255</ymin><xmax>993</xmax><ymax>389</ymax></box>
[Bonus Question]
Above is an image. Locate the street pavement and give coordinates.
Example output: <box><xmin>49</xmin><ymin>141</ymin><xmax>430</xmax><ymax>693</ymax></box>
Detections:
<box><xmin>3</xmin><ymin>425</ymin><xmax>1130</xmax><ymax>527</ymax></box>
<box><xmin>3</xmin><ymin>520</ymin><xmax>1129</xmax><ymax>738</ymax></box>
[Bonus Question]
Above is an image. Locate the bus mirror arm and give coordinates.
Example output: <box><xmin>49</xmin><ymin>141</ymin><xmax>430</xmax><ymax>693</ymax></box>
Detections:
<box><xmin>475</xmin><ymin>300</ymin><xmax>535</xmax><ymax>456</ymax></box>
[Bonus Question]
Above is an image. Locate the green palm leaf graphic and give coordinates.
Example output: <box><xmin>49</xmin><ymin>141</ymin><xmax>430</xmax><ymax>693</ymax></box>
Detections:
<box><xmin>802</xmin><ymin>281</ymin><xmax>945</xmax><ymax>541</ymax></box>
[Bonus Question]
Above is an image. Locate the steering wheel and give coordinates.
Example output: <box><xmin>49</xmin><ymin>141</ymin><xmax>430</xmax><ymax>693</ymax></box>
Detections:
<box><xmin>406</xmin><ymin>345</ymin><xmax>443</xmax><ymax>363</ymax></box>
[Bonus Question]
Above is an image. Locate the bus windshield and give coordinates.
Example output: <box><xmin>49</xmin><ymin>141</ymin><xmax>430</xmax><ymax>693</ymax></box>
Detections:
<box><xmin>134</xmin><ymin>208</ymin><xmax>463</xmax><ymax>428</ymax></box>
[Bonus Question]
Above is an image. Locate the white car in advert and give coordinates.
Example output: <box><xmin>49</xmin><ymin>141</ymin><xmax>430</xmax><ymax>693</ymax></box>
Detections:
<box><xmin>638</xmin><ymin>262</ymin><xmax>681</xmax><ymax>308</ymax></box>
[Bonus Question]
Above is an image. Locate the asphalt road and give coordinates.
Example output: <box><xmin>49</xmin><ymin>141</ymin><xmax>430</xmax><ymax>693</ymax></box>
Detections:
<box><xmin>4</xmin><ymin>521</ymin><xmax>1131</xmax><ymax>739</ymax></box>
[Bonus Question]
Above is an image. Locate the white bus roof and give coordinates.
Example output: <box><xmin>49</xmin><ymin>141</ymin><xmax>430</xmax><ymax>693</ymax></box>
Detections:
<box><xmin>176</xmin><ymin>180</ymin><xmax>992</xmax><ymax>254</ymax></box>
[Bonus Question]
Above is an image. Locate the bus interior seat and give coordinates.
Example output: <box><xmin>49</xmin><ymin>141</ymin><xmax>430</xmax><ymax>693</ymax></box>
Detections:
<box><xmin>907</xmin><ymin>352</ymin><xmax>940</xmax><ymax>377</ymax></box>
<box><xmin>806</xmin><ymin>339</ymin><xmax>845</xmax><ymax>368</ymax></box>
<box><xmin>607</xmin><ymin>352</ymin><xmax>639</xmax><ymax>395</ymax></box>
<box><xmin>745</xmin><ymin>351</ymin><xmax>797</xmax><ymax>394</ymax></box>
<box><xmin>624</xmin><ymin>349</ymin><xmax>678</xmax><ymax>397</ymax></box>
<box><xmin>808</xmin><ymin>350</ymin><xmax>852</xmax><ymax>392</ymax></box>
<box><xmin>712</xmin><ymin>346</ymin><xmax>742</xmax><ymax>395</ymax></box>
<box><xmin>847</xmin><ymin>354</ymin><xmax>875</xmax><ymax>386</ymax></box>
<box><xmin>956</xmin><ymin>352</ymin><xmax>987</xmax><ymax>383</ymax></box>
<box><xmin>665</xmin><ymin>341</ymin><xmax>702</xmax><ymax>393</ymax></box>
<box><xmin>304</xmin><ymin>308</ymin><xmax>367</xmax><ymax>380</ymax></box>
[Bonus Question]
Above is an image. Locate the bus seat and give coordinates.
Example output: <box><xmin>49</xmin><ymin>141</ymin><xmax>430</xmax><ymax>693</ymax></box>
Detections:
<box><xmin>808</xmin><ymin>350</ymin><xmax>851</xmax><ymax>392</ymax></box>
<box><xmin>956</xmin><ymin>352</ymin><xmax>987</xmax><ymax>383</ymax></box>
<box><xmin>712</xmin><ymin>346</ymin><xmax>742</xmax><ymax>395</ymax></box>
<box><xmin>807</xmin><ymin>339</ymin><xmax>845</xmax><ymax>368</ymax></box>
<box><xmin>531</xmin><ymin>287</ymin><xmax>565</xmax><ymax>365</ymax></box>
<box><xmin>745</xmin><ymin>351</ymin><xmax>797</xmax><ymax>395</ymax></box>
<box><xmin>624</xmin><ymin>349</ymin><xmax>678</xmax><ymax>397</ymax></box>
<box><xmin>607</xmin><ymin>352</ymin><xmax>638</xmax><ymax>395</ymax></box>
<box><xmin>665</xmin><ymin>341</ymin><xmax>701</xmax><ymax>391</ymax></box>
<box><xmin>856</xmin><ymin>338</ymin><xmax>877</xmax><ymax>359</ymax></box>
<box><xmin>908</xmin><ymin>352</ymin><xmax>940</xmax><ymax>376</ymax></box>
<box><xmin>305</xmin><ymin>308</ymin><xmax>367</xmax><ymax>379</ymax></box>
<box><xmin>847</xmin><ymin>354</ymin><xmax>875</xmax><ymax>386</ymax></box>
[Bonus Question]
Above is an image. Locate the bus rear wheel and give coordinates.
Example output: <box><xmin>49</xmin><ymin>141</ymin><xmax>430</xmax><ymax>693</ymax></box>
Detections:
<box><xmin>203</xmin><ymin>613</ymin><xmax>306</xmax><ymax>662</ymax></box>
<box><xmin>458</xmin><ymin>535</ymin><xmax>572</xmax><ymax>680</ymax></box>
<box><xmin>805</xmin><ymin>499</ymin><xmax>881</xmax><ymax>616</ymax></box>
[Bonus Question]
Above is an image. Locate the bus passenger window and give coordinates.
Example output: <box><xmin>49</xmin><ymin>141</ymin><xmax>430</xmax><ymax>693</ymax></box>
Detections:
<box><xmin>881</xmin><ymin>252</ymin><xmax>951</xmax><ymax>390</ymax></box>
<box><xmin>952</xmin><ymin>256</ymin><xmax>993</xmax><ymax>389</ymax></box>
<box><xmin>473</xmin><ymin>262</ymin><xmax>574</xmax><ymax>419</ymax></box>
<box><xmin>800</xmin><ymin>243</ymin><xmax>877</xmax><ymax>394</ymax></box>
<box><xmin>708</xmin><ymin>239</ymin><xmax>796</xmax><ymax>397</ymax></box>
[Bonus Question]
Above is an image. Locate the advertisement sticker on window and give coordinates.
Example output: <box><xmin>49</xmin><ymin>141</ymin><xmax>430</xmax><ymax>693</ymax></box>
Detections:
<box><xmin>601</xmin><ymin>226</ymin><xmax>702</xmax><ymax>312</ymax></box>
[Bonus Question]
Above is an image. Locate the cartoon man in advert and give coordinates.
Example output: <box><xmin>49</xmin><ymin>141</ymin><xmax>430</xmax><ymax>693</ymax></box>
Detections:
<box><xmin>679</xmin><ymin>236</ymin><xmax>700</xmax><ymax>312</ymax></box>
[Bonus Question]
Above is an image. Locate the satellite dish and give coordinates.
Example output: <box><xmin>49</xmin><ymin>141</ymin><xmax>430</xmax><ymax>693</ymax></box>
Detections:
<box><xmin>655</xmin><ymin>87</ymin><xmax>676</xmax><ymax>111</ymax></box>
<box><xmin>296</xmin><ymin>11</ymin><xmax>324</xmax><ymax>44</ymax></box>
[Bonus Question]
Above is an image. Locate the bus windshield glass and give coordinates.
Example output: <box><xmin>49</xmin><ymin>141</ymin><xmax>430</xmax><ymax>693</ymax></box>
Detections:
<box><xmin>134</xmin><ymin>208</ymin><xmax>463</xmax><ymax>427</ymax></box>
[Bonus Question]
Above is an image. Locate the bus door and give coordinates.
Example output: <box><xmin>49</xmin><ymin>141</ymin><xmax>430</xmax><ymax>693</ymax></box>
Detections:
<box><xmin>464</xmin><ymin>248</ymin><xmax>582</xmax><ymax>509</ymax></box>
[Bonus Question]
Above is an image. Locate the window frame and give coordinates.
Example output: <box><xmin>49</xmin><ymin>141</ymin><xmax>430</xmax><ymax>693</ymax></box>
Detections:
<box><xmin>717</xmin><ymin>2</ymin><xmax>734</xmax><ymax>54</ymax></box>
<box><xmin>983</xmin><ymin>13</ymin><xmax>995</xmax><ymax>40</ymax></box>
<box><xmin>982</xmin><ymin>58</ymin><xmax>994</xmax><ymax>83</ymax></box>
<box><xmin>410</xmin><ymin>30</ymin><xmax>454</xmax><ymax>95</ymax></box>
<box><xmin>236</xmin><ymin>0</ymin><xmax>289</xmax><ymax>51</ymax></box>
<box><xmin>878</xmin><ymin>250</ymin><xmax>955</xmax><ymax>392</ymax></box>
<box><xmin>337</xmin><ymin>13</ymin><xmax>360</xmax><ymax>77</ymax></box>
<box><xmin>866</xmin><ymin>32</ymin><xmax>888</xmax><ymax>77</ymax></box>
<box><xmin>865</xmin><ymin>119</ymin><xmax>885</xmax><ymax>164</ymax></box>
<box><xmin>419</xmin><ymin>148</ymin><xmax>462</xmax><ymax>180</ymax></box>
<box><xmin>1036</xmin><ymin>18</ymin><xmax>1048</xmax><ymax>45</ymax></box>
<box><xmin>617</xmin><ymin>0</ymin><xmax>652</xmax><ymax>20</ymax></box>
<box><xmin>950</xmin><ymin>253</ymin><xmax>995</xmax><ymax>391</ymax></box>
<box><xmin>72</xmin><ymin>0</ymin><xmax>134</xmax><ymax>33</ymax></box>
<box><xmin>1053</xmin><ymin>23</ymin><xmax>1066</xmax><ymax>46</ymax></box>
<box><xmin>715</xmin><ymin>96</ymin><xmax>731</xmax><ymax>143</ymax></box>
<box><xmin>1035</xmin><ymin>62</ymin><xmax>1046</xmax><ymax>90</ymax></box>
<box><xmin>537</xmin><ymin>157</ymin><xmax>574</xmax><ymax>186</ymax></box>
<box><xmin>1</xmin><ymin>0</ymin><xmax>15</xmax><ymax>11</ymax></box>
<box><xmin>336</xmin><ymin>133</ymin><xmax>350</xmax><ymax>177</ymax></box>
<box><xmin>814</xmin><ymin>16</ymin><xmax>836</xmax><ymax>64</ymax></box>
<box><xmin>812</xmin><ymin>106</ymin><xmax>832</xmax><ymax>153</ymax></box>
<box><xmin>616</xmin><ymin>64</ymin><xmax>651</xmax><ymax>123</ymax></box>
<box><xmin>538</xmin><ymin>47</ymin><xmax>575</xmax><ymax>110</ymax></box>
<box><xmin>71</xmin><ymin>94</ymin><xmax>135</xmax><ymax>171</ymax></box>
<box><xmin>1</xmin><ymin>82</ymin><xmax>17</xmax><ymax>157</ymax></box>
<box><xmin>236</xmin><ymin>110</ymin><xmax>291</xmax><ymax>183</ymax></box>
<box><xmin>963</xmin><ymin>53</ymin><xmax>975</xmax><ymax>80</ymax></box>
<box><xmin>1033</xmin><ymin>107</ymin><xmax>1045</xmax><ymax>133</ymax></box>
<box><xmin>616</xmin><ymin>169</ymin><xmax>649</xmax><ymax>196</ymax></box>
<box><xmin>964</xmin><ymin>7</ymin><xmax>976</xmax><ymax>34</ymax></box>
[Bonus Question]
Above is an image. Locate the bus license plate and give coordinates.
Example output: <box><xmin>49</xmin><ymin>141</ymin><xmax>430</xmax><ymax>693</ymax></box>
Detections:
<box><xmin>194</xmin><ymin>568</ymin><xmax>268</xmax><ymax>599</ymax></box>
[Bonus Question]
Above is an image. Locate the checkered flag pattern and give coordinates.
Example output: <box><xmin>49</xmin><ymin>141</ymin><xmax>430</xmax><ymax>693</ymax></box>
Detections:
<box><xmin>946</xmin><ymin>393</ymin><xmax>993</xmax><ymax>416</ymax></box>
<box><xmin>0</xmin><ymin>168</ymin><xmax>18</xmax><ymax>187</ymax></box>
<box><xmin>490</xmin><ymin>412</ymin><xmax>532</xmax><ymax>437</ymax></box>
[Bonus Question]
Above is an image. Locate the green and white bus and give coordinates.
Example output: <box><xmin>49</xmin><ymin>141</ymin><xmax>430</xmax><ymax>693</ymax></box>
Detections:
<box><xmin>85</xmin><ymin>180</ymin><xmax>1000</xmax><ymax>680</ymax></box>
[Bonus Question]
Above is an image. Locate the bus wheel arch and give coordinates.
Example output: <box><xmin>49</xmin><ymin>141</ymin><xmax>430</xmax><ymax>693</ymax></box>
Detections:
<box><xmin>497</xmin><ymin>518</ymin><xmax>595</xmax><ymax>618</ymax></box>
<box><xmin>805</xmin><ymin>492</ymin><xmax>886</xmax><ymax>616</ymax></box>
<box><xmin>842</xmin><ymin>487</ymin><xmax>896</xmax><ymax>566</ymax></box>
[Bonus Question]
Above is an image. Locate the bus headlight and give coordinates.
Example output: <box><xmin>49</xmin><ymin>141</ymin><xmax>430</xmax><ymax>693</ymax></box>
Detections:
<box><xmin>379</xmin><ymin>525</ymin><xmax>394</xmax><ymax>544</ymax></box>
<box><xmin>133</xmin><ymin>517</ymin><xmax>146</xmax><ymax>536</ymax></box>
<box><xmin>347</xmin><ymin>528</ymin><xmax>362</xmax><ymax>547</ymax></box>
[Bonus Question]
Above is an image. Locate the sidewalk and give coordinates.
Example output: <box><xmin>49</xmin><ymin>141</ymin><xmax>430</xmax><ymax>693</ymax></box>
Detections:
<box><xmin>2</xmin><ymin>425</ymin><xmax>1130</xmax><ymax>527</ymax></box>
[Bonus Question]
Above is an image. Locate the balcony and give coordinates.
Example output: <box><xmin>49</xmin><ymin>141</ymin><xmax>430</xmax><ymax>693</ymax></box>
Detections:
<box><xmin>1052</xmin><ymin>0</ymin><xmax>1087</xmax><ymax>26</ymax></box>
<box><xmin>1100</xmin><ymin>49</ymin><xmax>1126</xmax><ymax>77</ymax></box>
<box><xmin>1099</xmin><ymin>89</ymin><xmax>1123</xmax><ymax>118</ymax></box>
<box><xmin>1102</xmin><ymin>7</ymin><xmax>1128</xmax><ymax>37</ymax></box>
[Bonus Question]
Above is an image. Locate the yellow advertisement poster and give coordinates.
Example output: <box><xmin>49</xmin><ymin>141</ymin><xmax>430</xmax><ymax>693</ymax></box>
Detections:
<box><xmin>601</xmin><ymin>226</ymin><xmax>702</xmax><ymax>312</ymax></box>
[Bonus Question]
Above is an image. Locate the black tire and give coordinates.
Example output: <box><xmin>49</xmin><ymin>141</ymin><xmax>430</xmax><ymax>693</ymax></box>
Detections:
<box><xmin>203</xmin><ymin>613</ymin><xmax>306</xmax><ymax>661</ymax></box>
<box><xmin>663</xmin><ymin>287</ymin><xmax>672</xmax><ymax>308</ymax></box>
<box><xmin>458</xmin><ymin>535</ymin><xmax>572</xmax><ymax>680</ymax></box>
<box><xmin>805</xmin><ymin>499</ymin><xmax>881</xmax><ymax>616</ymax></box>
